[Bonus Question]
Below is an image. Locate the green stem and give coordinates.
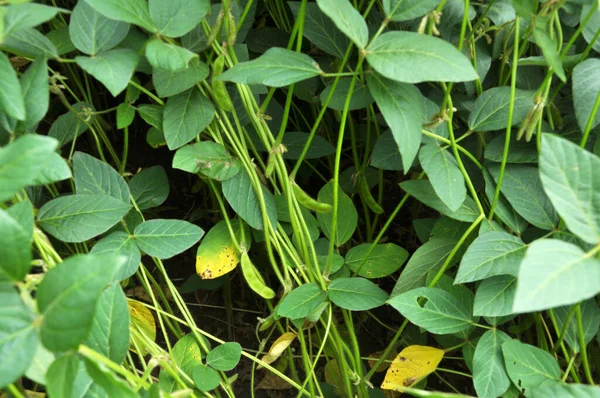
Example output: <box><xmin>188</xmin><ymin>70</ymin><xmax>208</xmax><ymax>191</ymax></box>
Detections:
<box><xmin>576</xmin><ymin>304</ymin><xmax>595</xmax><ymax>384</ymax></box>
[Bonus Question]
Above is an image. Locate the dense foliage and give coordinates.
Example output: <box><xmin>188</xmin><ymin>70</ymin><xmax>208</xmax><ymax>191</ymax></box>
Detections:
<box><xmin>1</xmin><ymin>0</ymin><xmax>600</xmax><ymax>397</ymax></box>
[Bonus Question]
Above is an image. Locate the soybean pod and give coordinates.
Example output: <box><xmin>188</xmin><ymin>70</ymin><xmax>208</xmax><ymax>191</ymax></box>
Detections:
<box><xmin>212</xmin><ymin>54</ymin><xmax>234</xmax><ymax>112</ymax></box>
<box><xmin>240</xmin><ymin>252</ymin><xmax>275</xmax><ymax>299</ymax></box>
<box><xmin>292</xmin><ymin>181</ymin><xmax>333</xmax><ymax>213</ymax></box>
<box><xmin>358</xmin><ymin>174</ymin><xmax>383</xmax><ymax>214</ymax></box>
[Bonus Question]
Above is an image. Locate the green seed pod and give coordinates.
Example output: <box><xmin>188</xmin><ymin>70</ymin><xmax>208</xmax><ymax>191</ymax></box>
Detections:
<box><xmin>212</xmin><ymin>54</ymin><xmax>233</xmax><ymax>111</ymax></box>
<box><xmin>241</xmin><ymin>252</ymin><xmax>275</xmax><ymax>299</ymax></box>
<box><xmin>206</xmin><ymin>10</ymin><xmax>224</xmax><ymax>48</ymax></box>
<box><xmin>358</xmin><ymin>174</ymin><xmax>383</xmax><ymax>214</ymax></box>
<box><xmin>258</xmin><ymin>313</ymin><xmax>275</xmax><ymax>332</ymax></box>
<box><xmin>292</xmin><ymin>181</ymin><xmax>333</xmax><ymax>213</ymax></box>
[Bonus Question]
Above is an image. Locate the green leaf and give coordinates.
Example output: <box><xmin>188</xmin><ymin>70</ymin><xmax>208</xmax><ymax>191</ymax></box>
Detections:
<box><xmin>530</xmin><ymin>383</ymin><xmax>600</xmax><ymax>398</ymax></box>
<box><xmin>1</xmin><ymin>28</ymin><xmax>59</xmax><ymax>59</ymax></box>
<box><xmin>69</xmin><ymin>1</ymin><xmax>130</xmax><ymax>56</ymax></box>
<box><xmin>392</xmin><ymin>238</ymin><xmax>457</xmax><ymax>296</ymax></box>
<box><xmin>137</xmin><ymin>104</ymin><xmax>163</xmax><ymax>129</ymax></box>
<box><xmin>37</xmin><ymin>194</ymin><xmax>132</xmax><ymax>243</ymax></box>
<box><xmin>320</xmin><ymin>77</ymin><xmax>373</xmax><ymax>111</ymax></box>
<box><xmin>0</xmin><ymin>282</ymin><xmax>37</xmax><ymax>388</ymax></box>
<box><xmin>0</xmin><ymin>135</ymin><xmax>59</xmax><ymax>201</ymax></box>
<box><xmin>488</xmin><ymin>164</ymin><xmax>558</xmax><ymax>230</ymax></box>
<box><xmin>76</xmin><ymin>49</ymin><xmax>139</xmax><ymax>97</ymax></box>
<box><xmin>366</xmin><ymin>31</ymin><xmax>478</xmax><ymax>83</ymax></box>
<box><xmin>222</xmin><ymin>169</ymin><xmax>278</xmax><ymax>230</ymax></box>
<box><xmin>0</xmin><ymin>209</ymin><xmax>31</xmax><ymax>282</ymax></box>
<box><xmin>163</xmin><ymin>88</ymin><xmax>215</xmax><ymax>150</ymax></box>
<box><xmin>0</xmin><ymin>52</ymin><xmax>25</xmax><ymax>121</ymax></box>
<box><xmin>48</xmin><ymin>102</ymin><xmax>95</xmax><ymax>148</ymax></box>
<box><xmin>482</xmin><ymin>169</ymin><xmax>527</xmax><ymax>234</ymax></box>
<box><xmin>278</xmin><ymin>283</ymin><xmax>327</xmax><ymax>319</ymax></box>
<box><xmin>484</xmin><ymin>133</ymin><xmax>537</xmax><ymax>164</ymax></box>
<box><xmin>117</xmin><ymin>103</ymin><xmax>135</xmax><ymax>129</ymax></box>
<box><xmin>533</xmin><ymin>16</ymin><xmax>565</xmax><ymax>82</ymax></box>
<box><xmin>145</xmin><ymin>38</ymin><xmax>198</xmax><ymax>71</ymax></box>
<box><xmin>316</xmin><ymin>180</ymin><xmax>358</xmax><ymax>246</ymax></box>
<box><xmin>468</xmin><ymin>87</ymin><xmax>535</xmax><ymax>132</ymax></box>
<box><xmin>582</xmin><ymin>4</ymin><xmax>600</xmax><ymax>53</ymax></box>
<box><xmin>573</xmin><ymin>58</ymin><xmax>600</xmax><ymax>133</ymax></box>
<box><xmin>473</xmin><ymin>276</ymin><xmax>516</xmax><ymax>318</ymax></box>
<box><xmin>73</xmin><ymin>152</ymin><xmax>130</xmax><ymax>202</ymax></box>
<box><xmin>367</xmin><ymin>73</ymin><xmax>424</xmax><ymax>171</ymax></box>
<box><xmin>91</xmin><ymin>232</ymin><xmax>141</xmax><ymax>280</ymax></box>
<box><xmin>83</xmin><ymin>357</ymin><xmax>137</xmax><ymax>398</ymax></box>
<box><xmin>513</xmin><ymin>239</ymin><xmax>600</xmax><ymax>313</ymax></box>
<box><xmin>473</xmin><ymin>329</ymin><xmax>511</xmax><ymax>398</ymax></box>
<box><xmin>328</xmin><ymin>277</ymin><xmax>389</xmax><ymax>311</ymax></box>
<box><xmin>17</xmin><ymin>57</ymin><xmax>48</xmax><ymax>132</ymax></box>
<box><xmin>218</xmin><ymin>48</ymin><xmax>322</xmax><ymax>87</ymax></box>
<box><xmin>206</xmin><ymin>342</ymin><xmax>242</xmax><ymax>371</ymax></box>
<box><xmin>371</xmin><ymin>130</ymin><xmax>404</xmax><ymax>171</ymax></box>
<box><xmin>419</xmin><ymin>144</ymin><xmax>466</xmax><ymax>212</ymax></box>
<box><xmin>345</xmin><ymin>243</ymin><xmax>409</xmax><ymax>278</ymax></box>
<box><xmin>555</xmin><ymin>299</ymin><xmax>600</xmax><ymax>353</ymax></box>
<box><xmin>173</xmin><ymin>141</ymin><xmax>242</xmax><ymax>181</ymax></box>
<box><xmin>47</xmin><ymin>26</ymin><xmax>77</xmax><ymax>56</ymax></box>
<box><xmin>85</xmin><ymin>0</ymin><xmax>156</xmax><ymax>33</ymax></box>
<box><xmin>456</xmin><ymin>231</ymin><xmax>526</xmax><ymax>283</ymax></box>
<box><xmin>193</xmin><ymin>365</ymin><xmax>221</xmax><ymax>392</ymax></box>
<box><xmin>502</xmin><ymin>340</ymin><xmax>560</xmax><ymax>390</ymax></box>
<box><xmin>2</xmin><ymin>3</ymin><xmax>62</xmax><ymax>37</ymax></box>
<box><xmin>7</xmin><ymin>200</ymin><xmax>34</xmax><ymax>242</ymax></box>
<box><xmin>153</xmin><ymin>58</ymin><xmax>209</xmax><ymax>98</ymax></box>
<box><xmin>383</xmin><ymin>0</ymin><xmax>441</xmax><ymax>22</ymax></box>
<box><xmin>31</xmin><ymin>152</ymin><xmax>71</xmax><ymax>187</ymax></box>
<box><xmin>129</xmin><ymin>166</ymin><xmax>169</xmax><ymax>210</ymax></box>
<box><xmin>149</xmin><ymin>0</ymin><xmax>209</xmax><ymax>38</ymax></box>
<box><xmin>288</xmin><ymin>2</ymin><xmax>350</xmax><ymax>58</ymax></box>
<box><xmin>511</xmin><ymin>0</ymin><xmax>536</xmax><ymax>20</ymax></box>
<box><xmin>388</xmin><ymin>287</ymin><xmax>473</xmax><ymax>334</ymax></box>
<box><xmin>400</xmin><ymin>180</ymin><xmax>479</xmax><ymax>222</ymax></box>
<box><xmin>280</xmin><ymin>132</ymin><xmax>335</xmax><ymax>160</ymax></box>
<box><xmin>133</xmin><ymin>219</ymin><xmax>204</xmax><ymax>259</ymax></box>
<box><xmin>37</xmin><ymin>254</ymin><xmax>124</xmax><ymax>352</ymax></box>
<box><xmin>46</xmin><ymin>353</ymin><xmax>80</xmax><ymax>398</ymax></box>
<box><xmin>25</xmin><ymin>344</ymin><xmax>54</xmax><ymax>386</ymax></box>
<box><xmin>86</xmin><ymin>283</ymin><xmax>130</xmax><ymax>363</ymax></box>
<box><xmin>316</xmin><ymin>0</ymin><xmax>368</xmax><ymax>49</ymax></box>
<box><xmin>540</xmin><ymin>134</ymin><xmax>600</xmax><ymax>244</ymax></box>
<box><xmin>172</xmin><ymin>334</ymin><xmax>210</xmax><ymax>377</ymax></box>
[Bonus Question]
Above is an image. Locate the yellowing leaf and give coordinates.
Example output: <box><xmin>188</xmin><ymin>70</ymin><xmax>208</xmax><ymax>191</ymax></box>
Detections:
<box><xmin>260</xmin><ymin>332</ymin><xmax>296</xmax><ymax>366</ymax></box>
<box><xmin>196</xmin><ymin>220</ymin><xmax>249</xmax><ymax>279</ymax></box>
<box><xmin>128</xmin><ymin>299</ymin><xmax>156</xmax><ymax>355</ymax></box>
<box><xmin>381</xmin><ymin>345</ymin><xmax>444</xmax><ymax>391</ymax></box>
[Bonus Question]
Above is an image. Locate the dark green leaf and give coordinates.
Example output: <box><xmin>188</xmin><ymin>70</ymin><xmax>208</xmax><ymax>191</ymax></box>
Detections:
<box><xmin>117</xmin><ymin>103</ymin><xmax>135</xmax><ymax>129</ymax></box>
<box><xmin>502</xmin><ymin>340</ymin><xmax>560</xmax><ymax>390</ymax></box>
<box><xmin>473</xmin><ymin>276</ymin><xmax>516</xmax><ymax>317</ymax></box>
<box><xmin>17</xmin><ymin>57</ymin><xmax>48</xmax><ymax>132</ymax></box>
<box><xmin>383</xmin><ymin>0</ymin><xmax>441</xmax><ymax>21</ymax></box>
<box><xmin>278</xmin><ymin>283</ymin><xmax>327</xmax><ymax>319</ymax></box>
<box><xmin>145</xmin><ymin>38</ymin><xmax>197</xmax><ymax>71</ymax></box>
<box><xmin>555</xmin><ymin>299</ymin><xmax>600</xmax><ymax>353</ymax></box>
<box><xmin>73</xmin><ymin>151</ymin><xmax>130</xmax><ymax>202</ymax></box>
<box><xmin>320</xmin><ymin>77</ymin><xmax>373</xmax><ymax>111</ymax></box>
<box><xmin>280</xmin><ymin>132</ymin><xmax>335</xmax><ymax>160</ymax></box>
<box><xmin>0</xmin><ymin>209</ymin><xmax>31</xmax><ymax>282</ymax></box>
<box><xmin>206</xmin><ymin>342</ymin><xmax>242</xmax><ymax>371</ymax></box>
<box><xmin>345</xmin><ymin>243</ymin><xmax>409</xmax><ymax>278</ymax></box>
<box><xmin>3</xmin><ymin>3</ymin><xmax>62</xmax><ymax>37</ymax></box>
<box><xmin>86</xmin><ymin>0</ymin><xmax>156</xmax><ymax>33</ymax></box>
<box><xmin>533</xmin><ymin>16</ymin><xmax>565</xmax><ymax>82</ymax></box>
<box><xmin>149</xmin><ymin>0</ymin><xmax>209</xmax><ymax>38</ymax></box>
<box><xmin>572</xmin><ymin>58</ymin><xmax>600</xmax><ymax>132</ymax></box>
<box><xmin>0</xmin><ymin>51</ymin><xmax>25</xmax><ymax>121</ymax></box>
<box><xmin>473</xmin><ymin>329</ymin><xmax>511</xmax><ymax>398</ymax></box>
<box><xmin>48</xmin><ymin>102</ymin><xmax>95</xmax><ymax>148</ymax></box>
<box><xmin>328</xmin><ymin>277</ymin><xmax>388</xmax><ymax>310</ymax></box>
<box><xmin>316</xmin><ymin>0</ymin><xmax>368</xmax><ymax>49</ymax></box>
<box><xmin>1</xmin><ymin>28</ymin><xmax>59</xmax><ymax>59</ymax></box>
<box><xmin>76</xmin><ymin>49</ymin><xmax>139</xmax><ymax>97</ymax></box>
<box><xmin>133</xmin><ymin>219</ymin><xmax>204</xmax><ymax>259</ymax></box>
<box><xmin>371</xmin><ymin>130</ymin><xmax>404</xmax><ymax>171</ymax></box>
<box><xmin>153</xmin><ymin>58</ymin><xmax>209</xmax><ymax>98</ymax></box>
<box><xmin>419</xmin><ymin>143</ymin><xmax>466</xmax><ymax>212</ymax></box>
<box><xmin>581</xmin><ymin>4</ymin><xmax>600</xmax><ymax>53</ymax></box>
<box><xmin>91</xmin><ymin>232</ymin><xmax>141</xmax><ymax>280</ymax></box>
<box><xmin>316</xmin><ymin>180</ymin><xmax>358</xmax><ymax>245</ymax></box>
<box><xmin>193</xmin><ymin>365</ymin><xmax>220</xmax><ymax>391</ymax></box>
<box><xmin>163</xmin><ymin>88</ymin><xmax>215</xmax><ymax>149</ymax></box>
<box><xmin>83</xmin><ymin>357</ymin><xmax>137</xmax><ymax>398</ymax></box>
<box><xmin>129</xmin><ymin>166</ymin><xmax>169</xmax><ymax>210</ymax></box>
<box><xmin>484</xmin><ymin>133</ymin><xmax>537</xmax><ymax>164</ymax></box>
<box><xmin>173</xmin><ymin>141</ymin><xmax>242</xmax><ymax>181</ymax></box>
<box><xmin>137</xmin><ymin>104</ymin><xmax>163</xmax><ymax>129</ymax></box>
<box><xmin>6</xmin><ymin>200</ymin><xmax>34</xmax><ymax>242</ymax></box>
<box><xmin>468</xmin><ymin>87</ymin><xmax>535</xmax><ymax>132</ymax></box>
<box><xmin>46</xmin><ymin>353</ymin><xmax>80</xmax><ymax>398</ymax></box>
<box><xmin>530</xmin><ymin>383</ymin><xmax>600</xmax><ymax>398</ymax></box>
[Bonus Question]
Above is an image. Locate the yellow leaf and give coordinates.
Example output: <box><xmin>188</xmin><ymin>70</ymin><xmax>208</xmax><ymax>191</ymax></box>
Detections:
<box><xmin>128</xmin><ymin>299</ymin><xmax>156</xmax><ymax>355</ymax></box>
<box><xmin>196</xmin><ymin>220</ymin><xmax>248</xmax><ymax>279</ymax></box>
<box><xmin>381</xmin><ymin>345</ymin><xmax>444</xmax><ymax>391</ymax></box>
<box><xmin>260</xmin><ymin>332</ymin><xmax>296</xmax><ymax>366</ymax></box>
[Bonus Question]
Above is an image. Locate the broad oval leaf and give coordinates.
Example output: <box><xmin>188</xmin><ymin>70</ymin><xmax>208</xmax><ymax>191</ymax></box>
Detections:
<box><xmin>145</xmin><ymin>38</ymin><xmax>198</xmax><ymax>71</ymax></box>
<box><xmin>368</xmin><ymin>73</ymin><xmax>424</xmax><ymax>172</ymax></box>
<box><xmin>0</xmin><ymin>282</ymin><xmax>37</xmax><ymax>388</ymax></box>
<box><xmin>85</xmin><ymin>283</ymin><xmax>130</xmax><ymax>363</ymax></box>
<box><xmin>196</xmin><ymin>220</ymin><xmax>248</xmax><ymax>279</ymax></box>
<box><xmin>133</xmin><ymin>219</ymin><xmax>204</xmax><ymax>259</ymax></box>
<box><xmin>83</xmin><ymin>357</ymin><xmax>137</xmax><ymax>398</ymax></box>
<box><xmin>129</xmin><ymin>165</ymin><xmax>169</xmax><ymax>210</ymax></box>
<box><xmin>69</xmin><ymin>1</ymin><xmax>129</xmax><ymax>56</ymax></box>
<box><xmin>193</xmin><ymin>365</ymin><xmax>220</xmax><ymax>392</ymax></box>
<box><xmin>149</xmin><ymin>0</ymin><xmax>209</xmax><ymax>38</ymax></box>
<box><xmin>419</xmin><ymin>143</ymin><xmax>466</xmax><ymax>212</ymax></box>
<box><xmin>501</xmin><ymin>340</ymin><xmax>560</xmax><ymax>390</ymax></box>
<box><xmin>153</xmin><ymin>58</ymin><xmax>209</xmax><ymax>98</ymax></box>
<box><xmin>173</xmin><ymin>141</ymin><xmax>242</xmax><ymax>181</ymax></box>
<box><xmin>277</xmin><ymin>283</ymin><xmax>327</xmax><ymax>319</ymax></box>
<box><xmin>48</xmin><ymin>102</ymin><xmax>95</xmax><ymax>148</ymax></box>
<box><xmin>163</xmin><ymin>88</ymin><xmax>215</xmax><ymax>150</ymax></box>
<box><xmin>206</xmin><ymin>342</ymin><xmax>242</xmax><ymax>371</ymax></box>
<box><xmin>513</xmin><ymin>239</ymin><xmax>600</xmax><ymax>313</ymax></box>
<box><xmin>76</xmin><ymin>49</ymin><xmax>138</xmax><ymax>96</ymax></box>
<box><xmin>85</xmin><ymin>0</ymin><xmax>156</xmax><ymax>33</ymax></box>
<box><xmin>222</xmin><ymin>169</ymin><xmax>278</xmax><ymax>231</ymax></box>
<box><xmin>316</xmin><ymin>180</ymin><xmax>358</xmax><ymax>246</ymax></box>
<box><xmin>540</xmin><ymin>134</ymin><xmax>600</xmax><ymax>244</ymax></box>
<box><xmin>320</xmin><ymin>77</ymin><xmax>374</xmax><ymax>111</ymax></box>
<box><xmin>280</xmin><ymin>132</ymin><xmax>335</xmax><ymax>160</ymax></box>
<box><xmin>573</xmin><ymin>58</ymin><xmax>600</xmax><ymax>132</ymax></box>
<box><xmin>37</xmin><ymin>194</ymin><xmax>132</xmax><ymax>243</ymax></box>
<box><xmin>383</xmin><ymin>0</ymin><xmax>441</xmax><ymax>22</ymax></box>
<box><xmin>316</xmin><ymin>0</ymin><xmax>368</xmax><ymax>49</ymax></box>
<box><xmin>90</xmin><ymin>232</ymin><xmax>141</xmax><ymax>281</ymax></box>
<box><xmin>468</xmin><ymin>87</ymin><xmax>535</xmax><ymax>132</ymax></box>
<box><xmin>1</xmin><ymin>28</ymin><xmax>59</xmax><ymax>59</ymax></box>
<box><xmin>456</xmin><ymin>231</ymin><xmax>526</xmax><ymax>283</ymax></box>
<box><xmin>473</xmin><ymin>330</ymin><xmax>511</xmax><ymax>398</ymax></box>
<box><xmin>366</xmin><ymin>31</ymin><xmax>478</xmax><ymax>83</ymax></box>
<box><xmin>530</xmin><ymin>383</ymin><xmax>600</xmax><ymax>398</ymax></box>
<box><xmin>217</xmin><ymin>48</ymin><xmax>322</xmax><ymax>87</ymax></box>
<box><xmin>3</xmin><ymin>3</ymin><xmax>63</xmax><ymax>37</ymax></box>
<box><xmin>73</xmin><ymin>152</ymin><xmax>130</xmax><ymax>202</ymax></box>
<box><xmin>17</xmin><ymin>57</ymin><xmax>49</xmax><ymax>133</ymax></box>
<box><xmin>0</xmin><ymin>52</ymin><xmax>25</xmax><ymax>121</ymax></box>
<box><xmin>388</xmin><ymin>287</ymin><xmax>473</xmax><ymax>334</ymax></box>
<box><xmin>0</xmin><ymin>209</ymin><xmax>31</xmax><ymax>282</ymax></box>
<box><xmin>345</xmin><ymin>243</ymin><xmax>409</xmax><ymax>278</ymax></box>
<box><xmin>381</xmin><ymin>345</ymin><xmax>444</xmax><ymax>391</ymax></box>
<box><xmin>37</xmin><ymin>254</ymin><xmax>124</xmax><ymax>352</ymax></box>
<box><xmin>328</xmin><ymin>277</ymin><xmax>388</xmax><ymax>311</ymax></box>
<box><xmin>473</xmin><ymin>276</ymin><xmax>516</xmax><ymax>318</ymax></box>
